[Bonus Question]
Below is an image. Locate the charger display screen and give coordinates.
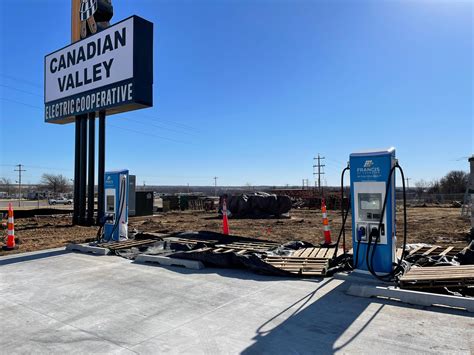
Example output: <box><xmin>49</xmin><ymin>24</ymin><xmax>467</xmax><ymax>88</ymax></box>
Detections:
<box><xmin>359</xmin><ymin>193</ymin><xmax>382</xmax><ymax>220</ymax></box>
<box><xmin>106</xmin><ymin>195</ymin><xmax>115</xmax><ymax>212</ymax></box>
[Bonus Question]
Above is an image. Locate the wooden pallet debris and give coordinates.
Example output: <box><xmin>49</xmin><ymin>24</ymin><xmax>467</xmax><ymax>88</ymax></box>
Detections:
<box><xmin>399</xmin><ymin>265</ymin><xmax>474</xmax><ymax>289</ymax></box>
<box><xmin>407</xmin><ymin>245</ymin><xmax>465</xmax><ymax>258</ymax></box>
<box><xmin>167</xmin><ymin>238</ymin><xmax>219</xmax><ymax>246</ymax></box>
<box><xmin>212</xmin><ymin>241</ymin><xmax>280</xmax><ymax>255</ymax></box>
<box><xmin>292</xmin><ymin>247</ymin><xmax>340</xmax><ymax>259</ymax></box>
<box><xmin>96</xmin><ymin>239</ymin><xmax>158</xmax><ymax>251</ymax></box>
<box><xmin>263</xmin><ymin>256</ymin><xmax>330</xmax><ymax>276</ymax></box>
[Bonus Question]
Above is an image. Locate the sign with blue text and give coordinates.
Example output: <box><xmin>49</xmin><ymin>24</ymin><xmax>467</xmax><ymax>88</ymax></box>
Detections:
<box><xmin>44</xmin><ymin>15</ymin><xmax>153</xmax><ymax>124</ymax></box>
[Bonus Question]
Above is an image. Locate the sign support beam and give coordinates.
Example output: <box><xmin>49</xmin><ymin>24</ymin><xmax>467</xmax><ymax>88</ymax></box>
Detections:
<box><xmin>79</xmin><ymin>114</ymin><xmax>88</xmax><ymax>224</ymax></box>
<box><xmin>73</xmin><ymin>117</ymin><xmax>81</xmax><ymax>224</ymax></box>
<box><xmin>87</xmin><ymin>112</ymin><xmax>96</xmax><ymax>225</ymax></box>
<box><xmin>97</xmin><ymin>110</ymin><xmax>106</xmax><ymax>224</ymax></box>
<box><xmin>55</xmin><ymin>2</ymin><xmax>151</xmax><ymax>227</ymax></box>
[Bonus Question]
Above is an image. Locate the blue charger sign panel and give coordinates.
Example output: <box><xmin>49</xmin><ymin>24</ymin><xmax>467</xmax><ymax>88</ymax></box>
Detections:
<box><xmin>350</xmin><ymin>148</ymin><xmax>396</xmax><ymax>274</ymax></box>
<box><xmin>44</xmin><ymin>16</ymin><xmax>153</xmax><ymax>124</ymax></box>
<box><xmin>104</xmin><ymin>170</ymin><xmax>129</xmax><ymax>241</ymax></box>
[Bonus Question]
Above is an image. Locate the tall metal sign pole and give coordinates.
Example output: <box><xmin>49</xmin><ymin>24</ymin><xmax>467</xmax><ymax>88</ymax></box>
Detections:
<box><xmin>98</xmin><ymin>106</ymin><xmax>106</xmax><ymax>225</ymax></box>
<box><xmin>469</xmin><ymin>156</ymin><xmax>474</xmax><ymax>237</ymax></box>
<box><xmin>71</xmin><ymin>0</ymin><xmax>81</xmax><ymax>225</ymax></box>
<box><xmin>70</xmin><ymin>0</ymin><xmax>114</xmax><ymax>226</ymax></box>
<box><xmin>45</xmin><ymin>2</ymin><xmax>153</xmax><ymax>227</ymax></box>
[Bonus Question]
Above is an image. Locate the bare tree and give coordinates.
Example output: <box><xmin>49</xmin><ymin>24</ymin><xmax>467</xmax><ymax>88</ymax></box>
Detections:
<box><xmin>428</xmin><ymin>179</ymin><xmax>441</xmax><ymax>194</ymax></box>
<box><xmin>414</xmin><ymin>179</ymin><xmax>429</xmax><ymax>196</ymax></box>
<box><xmin>0</xmin><ymin>177</ymin><xmax>12</xmax><ymax>196</ymax></box>
<box><xmin>41</xmin><ymin>174</ymin><xmax>71</xmax><ymax>195</ymax></box>
<box><xmin>439</xmin><ymin>170</ymin><xmax>468</xmax><ymax>194</ymax></box>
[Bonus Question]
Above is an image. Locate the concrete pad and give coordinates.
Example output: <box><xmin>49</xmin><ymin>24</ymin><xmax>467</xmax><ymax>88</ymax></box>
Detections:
<box><xmin>135</xmin><ymin>254</ymin><xmax>205</xmax><ymax>270</ymax></box>
<box><xmin>66</xmin><ymin>243</ymin><xmax>109</xmax><ymax>255</ymax></box>
<box><xmin>1</xmin><ymin>250</ymin><xmax>473</xmax><ymax>354</ymax></box>
<box><xmin>347</xmin><ymin>284</ymin><xmax>474</xmax><ymax>312</ymax></box>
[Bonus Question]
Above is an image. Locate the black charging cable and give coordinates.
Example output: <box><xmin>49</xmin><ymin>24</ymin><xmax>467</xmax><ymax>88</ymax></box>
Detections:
<box><xmin>333</xmin><ymin>166</ymin><xmax>350</xmax><ymax>259</ymax></box>
<box><xmin>365</xmin><ymin>162</ymin><xmax>408</xmax><ymax>281</ymax></box>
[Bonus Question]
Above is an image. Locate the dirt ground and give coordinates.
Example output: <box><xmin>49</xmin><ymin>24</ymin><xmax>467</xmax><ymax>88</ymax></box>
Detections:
<box><xmin>1</xmin><ymin>206</ymin><xmax>471</xmax><ymax>256</ymax></box>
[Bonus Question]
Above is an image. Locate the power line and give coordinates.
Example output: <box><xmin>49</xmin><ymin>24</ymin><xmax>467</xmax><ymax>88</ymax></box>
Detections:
<box><xmin>0</xmin><ymin>76</ymin><xmax>202</xmax><ymax>133</ymax></box>
<box><xmin>121</xmin><ymin>116</ymin><xmax>198</xmax><ymax>136</ymax></box>
<box><xmin>0</xmin><ymin>95</ymin><xmax>196</xmax><ymax>146</ymax></box>
<box><xmin>0</xmin><ymin>97</ymin><xmax>42</xmax><ymax>110</ymax></box>
<box><xmin>0</xmin><ymin>83</ymin><xmax>43</xmax><ymax>97</ymax></box>
<box><xmin>0</xmin><ymin>94</ymin><xmax>201</xmax><ymax>145</ymax></box>
<box><xmin>137</xmin><ymin>112</ymin><xmax>202</xmax><ymax>133</ymax></box>
<box><xmin>0</xmin><ymin>73</ymin><xmax>42</xmax><ymax>88</ymax></box>
<box><xmin>326</xmin><ymin>157</ymin><xmax>346</xmax><ymax>166</ymax></box>
<box><xmin>108</xmin><ymin>123</ymin><xmax>194</xmax><ymax>145</ymax></box>
<box><xmin>1</xmin><ymin>163</ymin><xmax>72</xmax><ymax>172</ymax></box>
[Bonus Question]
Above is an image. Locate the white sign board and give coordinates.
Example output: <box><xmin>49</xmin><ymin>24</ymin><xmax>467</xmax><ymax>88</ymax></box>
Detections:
<box><xmin>46</xmin><ymin>18</ymin><xmax>133</xmax><ymax>102</ymax></box>
<box><xmin>44</xmin><ymin>16</ymin><xmax>153</xmax><ymax>124</ymax></box>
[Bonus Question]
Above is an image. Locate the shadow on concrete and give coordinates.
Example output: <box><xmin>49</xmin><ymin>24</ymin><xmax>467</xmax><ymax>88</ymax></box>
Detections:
<box><xmin>0</xmin><ymin>249</ymin><xmax>71</xmax><ymax>266</ymax></box>
<box><xmin>242</xmin><ymin>278</ymin><xmax>472</xmax><ymax>354</ymax></box>
<box><xmin>134</xmin><ymin>261</ymin><xmax>324</xmax><ymax>283</ymax></box>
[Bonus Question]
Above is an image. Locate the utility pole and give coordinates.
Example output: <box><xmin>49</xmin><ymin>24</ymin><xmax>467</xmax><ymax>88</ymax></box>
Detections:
<box><xmin>313</xmin><ymin>154</ymin><xmax>325</xmax><ymax>195</ymax></box>
<box><xmin>405</xmin><ymin>178</ymin><xmax>411</xmax><ymax>190</ymax></box>
<box><xmin>213</xmin><ymin>176</ymin><xmax>218</xmax><ymax>196</ymax></box>
<box><xmin>14</xmin><ymin>164</ymin><xmax>26</xmax><ymax>207</ymax></box>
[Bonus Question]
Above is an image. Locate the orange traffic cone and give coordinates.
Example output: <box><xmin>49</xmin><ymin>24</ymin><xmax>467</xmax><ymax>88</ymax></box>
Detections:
<box><xmin>4</xmin><ymin>203</ymin><xmax>17</xmax><ymax>250</ymax></box>
<box><xmin>321</xmin><ymin>199</ymin><xmax>332</xmax><ymax>245</ymax></box>
<box><xmin>222</xmin><ymin>198</ymin><xmax>229</xmax><ymax>235</ymax></box>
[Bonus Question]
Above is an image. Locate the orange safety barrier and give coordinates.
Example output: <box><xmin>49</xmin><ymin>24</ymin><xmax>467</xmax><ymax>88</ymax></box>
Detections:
<box><xmin>321</xmin><ymin>199</ymin><xmax>332</xmax><ymax>244</ymax></box>
<box><xmin>5</xmin><ymin>203</ymin><xmax>16</xmax><ymax>250</ymax></box>
<box><xmin>222</xmin><ymin>198</ymin><xmax>229</xmax><ymax>235</ymax></box>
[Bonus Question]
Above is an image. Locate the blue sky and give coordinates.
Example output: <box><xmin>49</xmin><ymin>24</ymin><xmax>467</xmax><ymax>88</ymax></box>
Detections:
<box><xmin>0</xmin><ymin>0</ymin><xmax>472</xmax><ymax>187</ymax></box>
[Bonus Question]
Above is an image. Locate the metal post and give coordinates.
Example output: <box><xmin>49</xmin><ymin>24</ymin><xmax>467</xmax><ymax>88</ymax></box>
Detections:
<box><xmin>14</xmin><ymin>164</ymin><xmax>26</xmax><ymax>207</ymax></box>
<box><xmin>87</xmin><ymin>112</ymin><xmax>96</xmax><ymax>225</ymax></box>
<box><xmin>79</xmin><ymin>114</ymin><xmax>88</xmax><ymax>224</ymax></box>
<box><xmin>469</xmin><ymin>156</ymin><xmax>474</xmax><ymax>237</ymax></box>
<box><xmin>73</xmin><ymin>118</ymin><xmax>80</xmax><ymax>225</ymax></box>
<box><xmin>97</xmin><ymin>110</ymin><xmax>106</xmax><ymax>224</ymax></box>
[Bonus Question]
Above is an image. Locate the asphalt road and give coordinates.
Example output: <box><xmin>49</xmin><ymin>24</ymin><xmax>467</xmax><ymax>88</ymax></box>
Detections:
<box><xmin>0</xmin><ymin>199</ymin><xmax>73</xmax><ymax>209</ymax></box>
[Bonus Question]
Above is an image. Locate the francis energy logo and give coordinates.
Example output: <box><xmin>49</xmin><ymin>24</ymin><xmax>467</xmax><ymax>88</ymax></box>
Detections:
<box><xmin>363</xmin><ymin>160</ymin><xmax>374</xmax><ymax>168</ymax></box>
<box><xmin>357</xmin><ymin>159</ymin><xmax>381</xmax><ymax>178</ymax></box>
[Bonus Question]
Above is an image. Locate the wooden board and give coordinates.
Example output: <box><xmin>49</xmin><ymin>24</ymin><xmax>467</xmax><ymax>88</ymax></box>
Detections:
<box><xmin>292</xmin><ymin>247</ymin><xmax>340</xmax><ymax>260</ymax></box>
<box><xmin>169</xmin><ymin>238</ymin><xmax>219</xmax><ymax>246</ymax></box>
<box><xmin>213</xmin><ymin>241</ymin><xmax>280</xmax><ymax>254</ymax></box>
<box><xmin>408</xmin><ymin>245</ymin><xmax>465</xmax><ymax>258</ymax></box>
<box><xmin>399</xmin><ymin>265</ymin><xmax>474</xmax><ymax>289</ymax></box>
<box><xmin>96</xmin><ymin>239</ymin><xmax>157</xmax><ymax>251</ymax></box>
<box><xmin>263</xmin><ymin>256</ymin><xmax>330</xmax><ymax>276</ymax></box>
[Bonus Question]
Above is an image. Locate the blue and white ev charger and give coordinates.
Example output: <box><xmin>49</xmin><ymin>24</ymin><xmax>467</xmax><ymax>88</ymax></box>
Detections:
<box><xmin>101</xmin><ymin>169</ymin><xmax>129</xmax><ymax>242</ymax></box>
<box><xmin>339</xmin><ymin>148</ymin><xmax>408</xmax><ymax>280</ymax></box>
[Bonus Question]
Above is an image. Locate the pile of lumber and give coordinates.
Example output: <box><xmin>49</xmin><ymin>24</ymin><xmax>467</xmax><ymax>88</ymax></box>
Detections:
<box><xmin>263</xmin><ymin>247</ymin><xmax>341</xmax><ymax>276</ymax></box>
<box><xmin>399</xmin><ymin>265</ymin><xmax>474</xmax><ymax>289</ymax></box>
